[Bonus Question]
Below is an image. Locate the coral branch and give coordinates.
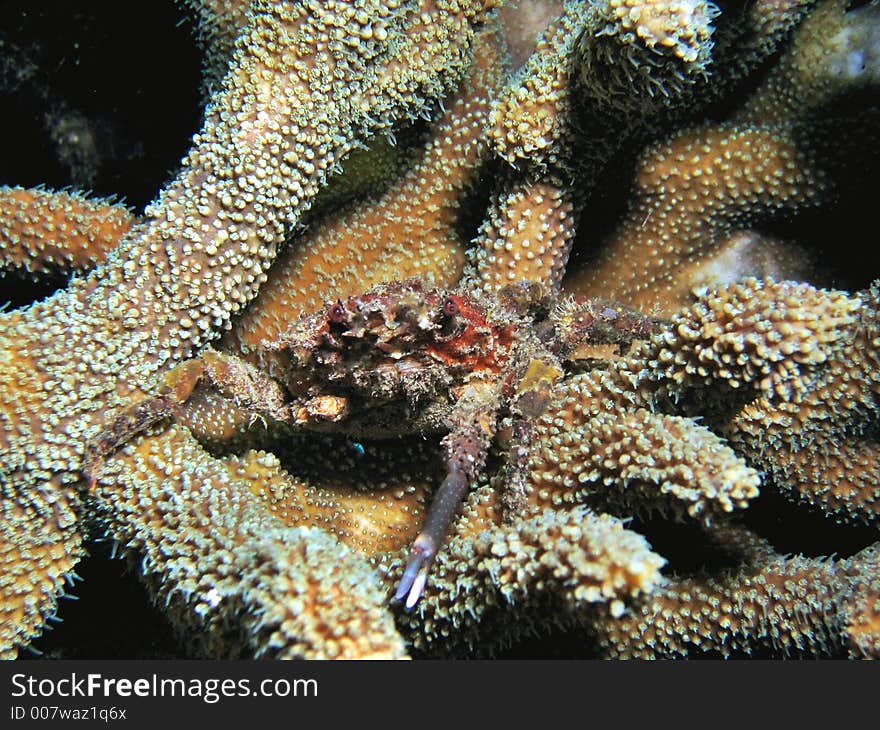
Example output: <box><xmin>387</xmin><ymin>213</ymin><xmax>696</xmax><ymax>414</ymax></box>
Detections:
<box><xmin>591</xmin><ymin>540</ymin><xmax>880</xmax><ymax>658</ymax></box>
<box><xmin>92</xmin><ymin>426</ymin><xmax>407</xmax><ymax>658</ymax></box>
<box><xmin>0</xmin><ymin>186</ymin><xmax>135</xmax><ymax>279</ymax></box>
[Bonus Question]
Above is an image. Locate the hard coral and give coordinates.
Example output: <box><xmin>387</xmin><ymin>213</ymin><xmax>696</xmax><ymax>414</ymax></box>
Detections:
<box><xmin>1</xmin><ymin>0</ymin><xmax>879</xmax><ymax>660</ymax></box>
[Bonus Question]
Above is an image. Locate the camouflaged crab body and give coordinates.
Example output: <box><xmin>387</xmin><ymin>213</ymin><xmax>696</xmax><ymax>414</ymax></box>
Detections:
<box><xmin>260</xmin><ymin>278</ymin><xmax>524</xmax><ymax>439</ymax></box>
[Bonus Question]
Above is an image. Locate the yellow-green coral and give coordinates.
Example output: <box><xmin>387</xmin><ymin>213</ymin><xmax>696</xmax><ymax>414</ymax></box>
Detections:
<box><xmin>0</xmin><ymin>186</ymin><xmax>135</xmax><ymax>279</ymax></box>
<box><xmin>2</xmin><ymin>0</ymin><xmax>878</xmax><ymax>662</ymax></box>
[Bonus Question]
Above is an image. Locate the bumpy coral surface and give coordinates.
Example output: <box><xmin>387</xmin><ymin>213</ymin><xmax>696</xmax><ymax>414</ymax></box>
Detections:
<box><xmin>1</xmin><ymin>0</ymin><xmax>879</xmax><ymax>660</ymax></box>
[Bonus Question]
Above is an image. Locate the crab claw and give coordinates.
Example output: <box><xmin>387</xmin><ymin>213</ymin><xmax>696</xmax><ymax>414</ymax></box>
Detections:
<box><xmin>393</xmin><ymin>460</ymin><xmax>472</xmax><ymax>609</ymax></box>
<box><xmin>394</xmin><ymin>534</ymin><xmax>438</xmax><ymax>610</ymax></box>
<box><xmin>393</xmin><ymin>400</ymin><xmax>497</xmax><ymax>609</ymax></box>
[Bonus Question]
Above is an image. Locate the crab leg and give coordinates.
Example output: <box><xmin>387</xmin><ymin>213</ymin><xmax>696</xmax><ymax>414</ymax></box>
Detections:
<box><xmin>82</xmin><ymin>358</ymin><xmax>207</xmax><ymax>485</ymax></box>
<box><xmin>394</xmin><ymin>461</ymin><xmax>471</xmax><ymax>608</ymax></box>
<box><xmin>498</xmin><ymin>417</ymin><xmax>533</xmax><ymax>519</ymax></box>
<box><xmin>83</xmin><ymin>350</ymin><xmax>291</xmax><ymax>484</ymax></box>
<box><xmin>394</xmin><ymin>381</ymin><xmax>500</xmax><ymax>609</ymax></box>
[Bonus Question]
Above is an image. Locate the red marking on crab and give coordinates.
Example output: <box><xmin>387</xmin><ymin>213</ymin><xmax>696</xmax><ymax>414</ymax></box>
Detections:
<box><xmin>427</xmin><ymin>292</ymin><xmax>515</xmax><ymax>373</ymax></box>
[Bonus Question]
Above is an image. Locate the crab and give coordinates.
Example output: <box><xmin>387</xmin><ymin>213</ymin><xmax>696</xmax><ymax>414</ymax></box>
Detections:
<box><xmin>85</xmin><ymin>278</ymin><xmax>662</xmax><ymax>608</ymax></box>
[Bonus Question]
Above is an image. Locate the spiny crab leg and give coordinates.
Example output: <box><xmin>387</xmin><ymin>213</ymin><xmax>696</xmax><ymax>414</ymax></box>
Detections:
<box><xmin>394</xmin><ymin>382</ymin><xmax>499</xmax><ymax>609</ymax></box>
<box><xmin>83</xmin><ymin>350</ymin><xmax>292</xmax><ymax>486</ymax></box>
<box><xmin>82</xmin><ymin>359</ymin><xmax>207</xmax><ymax>486</ymax></box>
<box><xmin>394</xmin><ymin>460</ymin><xmax>470</xmax><ymax>609</ymax></box>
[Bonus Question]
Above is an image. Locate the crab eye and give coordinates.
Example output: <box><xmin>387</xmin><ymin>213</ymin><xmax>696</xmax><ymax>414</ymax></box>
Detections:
<box><xmin>441</xmin><ymin>297</ymin><xmax>459</xmax><ymax>318</ymax></box>
<box><xmin>328</xmin><ymin>300</ymin><xmax>347</xmax><ymax>324</ymax></box>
